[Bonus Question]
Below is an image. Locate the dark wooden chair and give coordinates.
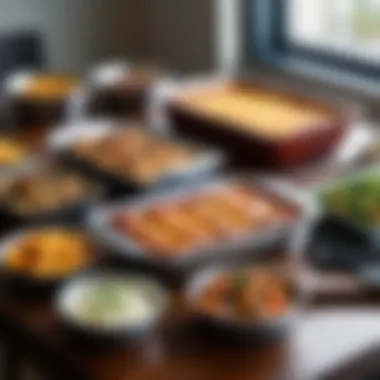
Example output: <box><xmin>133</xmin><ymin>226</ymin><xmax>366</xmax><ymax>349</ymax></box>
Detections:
<box><xmin>0</xmin><ymin>31</ymin><xmax>43</xmax><ymax>83</ymax></box>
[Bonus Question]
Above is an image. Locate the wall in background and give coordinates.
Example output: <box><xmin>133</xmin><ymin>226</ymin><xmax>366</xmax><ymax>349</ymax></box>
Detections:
<box><xmin>0</xmin><ymin>0</ymin><xmax>138</xmax><ymax>72</ymax></box>
<box><xmin>136</xmin><ymin>0</ymin><xmax>216</xmax><ymax>72</ymax></box>
<box><xmin>0</xmin><ymin>0</ymin><xmax>233</xmax><ymax>73</ymax></box>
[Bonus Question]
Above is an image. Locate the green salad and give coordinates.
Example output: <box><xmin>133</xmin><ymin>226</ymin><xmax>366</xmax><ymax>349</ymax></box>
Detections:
<box><xmin>320</xmin><ymin>175</ymin><xmax>380</xmax><ymax>227</ymax></box>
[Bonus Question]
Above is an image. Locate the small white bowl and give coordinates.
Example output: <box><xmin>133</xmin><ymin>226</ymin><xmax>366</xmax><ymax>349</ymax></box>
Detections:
<box><xmin>56</xmin><ymin>271</ymin><xmax>168</xmax><ymax>345</ymax></box>
<box><xmin>88</xmin><ymin>61</ymin><xmax>131</xmax><ymax>88</ymax></box>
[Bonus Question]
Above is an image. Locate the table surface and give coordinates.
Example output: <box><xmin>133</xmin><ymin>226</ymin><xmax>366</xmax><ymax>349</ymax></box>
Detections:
<box><xmin>2</xmin><ymin>124</ymin><xmax>380</xmax><ymax>380</ymax></box>
<box><xmin>3</xmin><ymin>273</ymin><xmax>380</xmax><ymax>380</ymax></box>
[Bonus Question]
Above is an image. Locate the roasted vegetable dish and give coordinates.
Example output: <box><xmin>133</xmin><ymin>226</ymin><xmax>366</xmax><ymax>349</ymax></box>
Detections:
<box><xmin>111</xmin><ymin>183</ymin><xmax>296</xmax><ymax>257</ymax></box>
<box><xmin>4</xmin><ymin>228</ymin><xmax>92</xmax><ymax>278</ymax></box>
<box><xmin>72</xmin><ymin>128</ymin><xmax>197</xmax><ymax>184</ymax></box>
<box><xmin>4</xmin><ymin>167</ymin><xmax>96</xmax><ymax>215</ymax></box>
<box><xmin>320</xmin><ymin>175</ymin><xmax>380</xmax><ymax>227</ymax></box>
<box><xmin>197</xmin><ymin>269</ymin><xmax>289</xmax><ymax>320</ymax></box>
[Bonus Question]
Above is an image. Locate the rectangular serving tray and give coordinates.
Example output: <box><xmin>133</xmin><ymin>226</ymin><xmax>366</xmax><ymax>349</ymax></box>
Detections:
<box><xmin>168</xmin><ymin>80</ymin><xmax>349</xmax><ymax>169</ymax></box>
<box><xmin>87</xmin><ymin>173</ymin><xmax>317</xmax><ymax>272</ymax></box>
<box><xmin>48</xmin><ymin>120</ymin><xmax>225</xmax><ymax>197</ymax></box>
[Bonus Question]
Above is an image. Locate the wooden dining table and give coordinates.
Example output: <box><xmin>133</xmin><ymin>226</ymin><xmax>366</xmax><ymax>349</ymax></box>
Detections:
<box><xmin>1</xmin><ymin>123</ymin><xmax>380</xmax><ymax>380</ymax></box>
<box><xmin>2</xmin><ymin>261</ymin><xmax>380</xmax><ymax>380</ymax></box>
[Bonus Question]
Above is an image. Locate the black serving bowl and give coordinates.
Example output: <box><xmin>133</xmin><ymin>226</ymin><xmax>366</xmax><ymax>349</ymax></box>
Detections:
<box><xmin>185</xmin><ymin>264</ymin><xmax>299</xmax><ymax>343</ymax></box>
<box><xmin>305</xmin><ymin>165</ymin><xmax>380</xmax><ymax>274</ymax></box>
<box><xmin>312</xmin><ymin>165</ymin><xmax>380</xmax><ymax>233</ymax></box>
<box><xmin>86</xmin><ymin>86</ymin><xmax>148</xmax><ymax>119</ymax></box>
<box><xmin>7</xmin><ymin>96</ymin><xmax>68</xmax><ymax>127</ymax></box>
<box><xmin>85</xmin><ymin>62</ymin><xmax>159</xmax><ymax>119</ymax></box>
<box><xmin>3</xmin><ymin>70</ymin><xmax>80</xmax><ymax>127</ymax></box>
<box><xmin>301</xmin><ymin>215</ymin><xmax>380</xmax><ymax>292</ymax></box>
<box><xmin>0</xmin><ymin>226</ymin><xmax>99</xmax><ymax>297</ymax></box>
<box><xmin>0</xmin><ymin>162</ymin><xmax>105</xmax><ymax>230</ymax></box>
<box><xmin>55</xmin><ymin>270</ymin><xmax>168</xmax><ymax>348</ymax></box>
<box><xmin>304</xmin><ymin>216</ymin><xmax>375</xmax><ymax>272</ymax></box>
<box><xmin>0</xmin><ymin>192</ymin><xmax>103</xmax><ymax>230</ymax></box>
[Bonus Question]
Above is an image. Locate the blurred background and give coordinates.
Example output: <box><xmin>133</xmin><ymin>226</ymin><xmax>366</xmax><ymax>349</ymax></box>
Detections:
<box><xmin>1</xmin><ymin>0</ymin><xmax>380</xmax><ymax>76</ymax></box>
<box><xmin>0</xmin><ymin>0</ymin><xmax>215</xmax><ymax>75</ymax></box>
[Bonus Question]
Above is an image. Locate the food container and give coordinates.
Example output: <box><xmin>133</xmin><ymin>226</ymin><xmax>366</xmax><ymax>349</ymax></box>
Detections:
<box><xmin>0</xmin><ymin>136</ymin><xmax>37</xmax><ymax>177</ymax></box>
<box><xmin>88</xmin><ymin>174</ymin><xmax>315</xmax><ymax>274</ymax></box>
<box><xmin>303</xmin><ymin>217</ymin><xmax>374</xmax><ymax>272</ymax></box>
<box><xmin>0</xmin><ymin>143</ymin><xmax>39</xmax><ymax>227</ymax></box>
<box><xmin>313</xmin><ymin>165</ymin><xmax>380</xmax><ymax>231</ymax></box>
<box><xmin>55</xmin><ymin>271</ymin><xmax>168</xmax><ymax>347</ymax></box>
<box><xmin>86</xmin><ymin>61</ymin><xmax>159</xmax><ymax>118</ymax></box>
<box><xmin>291</xmin><ymin>205</ymin><xmax>380</xmax><ymax>293</ymax></box>
<box><xmin>0</xmin><ymin>162</ymin><xmax>104</xmax><ymax>229</ymax></box>
<box><xmin>48</xmin><ymin>119</ymin><xmax>224</xmax><ymax>197</ymax></box>
<box><xmin>304</xmin><ymin>166</ymin><xmax>380</xmax><ymax>276</ymax></box>
<box><xmin>4</xmin><ymin>70</ymin><xmax>80</xmax><ymax>127</ymax></box>
<box><xmin>0</xmin><ymin>226</ymin><xmax>98</xmax><ymax>296</ymax></box>
<box><xmin>168</xmin><ymin>80</ymin><xmax>348</xmax><ymax>169</ymax></box>
<box><xmin>186</xmin><ymin>264</ymin><xmax>299</xmax><ymax>342</ymax></box>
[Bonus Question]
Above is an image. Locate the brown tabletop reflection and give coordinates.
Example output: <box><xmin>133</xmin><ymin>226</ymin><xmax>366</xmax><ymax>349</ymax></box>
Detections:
<box><xmin>2</xmin><ymin>281</ymin><xmax>380</xmax><ymax>380</ymax></box>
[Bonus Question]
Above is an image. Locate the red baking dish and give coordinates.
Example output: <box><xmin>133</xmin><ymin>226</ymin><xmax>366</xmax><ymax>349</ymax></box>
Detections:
<box><xmin>168</xmin><ymin>81</ymin><xmax>348</xmax><ymax>169</ymax></box>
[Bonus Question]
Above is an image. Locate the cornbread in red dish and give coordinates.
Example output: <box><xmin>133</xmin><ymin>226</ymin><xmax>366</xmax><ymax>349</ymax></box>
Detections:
<box><xmin>168</xmin><ymin>82</ymin><xmax>348</xmax><ymax>168</ymax></box>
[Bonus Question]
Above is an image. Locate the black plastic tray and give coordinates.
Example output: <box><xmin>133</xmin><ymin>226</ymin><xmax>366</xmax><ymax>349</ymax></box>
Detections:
<box><xmin>48</xmin><ymin>122</ymin><xmax>225</xmax><ymax>197</ymax></box>
<box><xmin>88</xmin><ymin>174</ymin><xmax>316</xmax><ymax>273</ymax></box>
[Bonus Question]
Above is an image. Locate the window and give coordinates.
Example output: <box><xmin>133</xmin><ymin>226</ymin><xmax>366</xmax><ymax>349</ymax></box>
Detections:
<box><xmin>249</xmin><ymin>0</ymin><xmax>380</xmax><ymax>77</ymax></box>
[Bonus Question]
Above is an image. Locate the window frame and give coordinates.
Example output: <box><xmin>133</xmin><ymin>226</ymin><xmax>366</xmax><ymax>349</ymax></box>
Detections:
<box><xmin>245</xmin><ymin>0</ymin><xmax>380</xmax><ymax>78</ymax></box>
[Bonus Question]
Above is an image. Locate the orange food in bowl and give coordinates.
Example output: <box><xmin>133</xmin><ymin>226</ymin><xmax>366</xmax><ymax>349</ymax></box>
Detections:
<box><xmin>21</xmin><ymin>74</ymin><xmax>79</xmax><ymax>101</ymax></box>
<box><xmin>5</xmin><ymin>229</ymin><xmax>92</xmax><ymax>278</ymax></box>
<box><xmin>197</xmin><ymin>269</ymin><xmax>289</xmax><ymax>321</ymax></box>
